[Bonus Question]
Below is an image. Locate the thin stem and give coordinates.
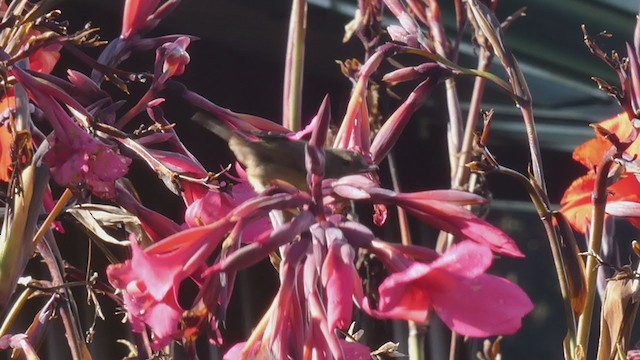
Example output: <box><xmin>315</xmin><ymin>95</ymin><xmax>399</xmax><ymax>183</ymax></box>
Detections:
<box><xmin>388</xmin><ymin>153</ymin><xmax>425</xmax><ymax>360</ymax></box>
<box><xmin>37</xmin><ymin>233</ymin><xmax>85</xmax><ymax>360</ymax></box>
<box><xmin>282</xmin><ymin>0</ymin><xmax>307</xmax><ymax>131</ymax></box>
<box><xmin>519</xmin><ymin>105</ymin><xmax>547</xmax><ymax>193</ymax></box>
<box><xmin>0</xmin><ymin>287</ymin><xmax>34</xmax><ymax>337</ymax></box>
<box><xmin>32</xmin><ymin>188</ymin><xmax>73</xmax><ymax>250</ymax></box>
<box><xmin>115</xmin><ymin>89</ymin><xmax>156</xmax><ymax>129</ymax></box>
<box><xmin>576</xmin><ymin>155</ymin><xmax>615</xmax><ymax>354</ymax></box>
<box><xmin>400</xmin><ymin>47</ymin><xmax>520</xmax><ymax>103</ymax></box>
<box><xmin>496</xmin><ymin>166</ymin><xmax>577</xmax><ymax>353</ymax></box>
<box><xmin>453</xmin><ymin>49</ymin><xmax>491</xmax><ymax>187</ymax></box>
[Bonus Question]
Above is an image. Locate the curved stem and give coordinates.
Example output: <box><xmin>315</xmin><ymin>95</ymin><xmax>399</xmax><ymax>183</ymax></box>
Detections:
<box><xmin>496</xmin><ymin>166</ymin><xmax>577</xmax><ymax>353</ymax></box>
<box><xmin>0</xmin><ymin>287</ymin><xmax>34</xmax><ymax>337</ymax></box>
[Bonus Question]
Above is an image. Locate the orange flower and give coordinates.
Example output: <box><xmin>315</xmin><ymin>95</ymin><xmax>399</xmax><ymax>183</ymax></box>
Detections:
<box><xmin>0</xmin><ymin>96</ymin><xmax>16</xmax><ymax>182</ymax></box>
<box><xmin>560</xmin><ymin>113</ymin><xmax>640</xmax><ymax>233</ymax></box>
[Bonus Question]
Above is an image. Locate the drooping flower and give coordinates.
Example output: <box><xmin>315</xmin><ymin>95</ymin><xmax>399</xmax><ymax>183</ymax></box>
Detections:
<box><xmin>28</xmin><ymin>43</ymin><xmax>61</xmax><ymax>74</ymax></box>
<box><xmin>43</xmin><ymin>124</ymin><xmax>132</xmax><ymax>199</ymax></box>
<box><xmin>12</xmin><ymin>67</ymin><xmax>132</xmax><ymax>199</ymax></box>
<box><xmin>363</xmin><ymin>241</ymin><xmax>533</xmax><ymax>337</ymax></box>
<box><xmin>159</xmin><ymin>36</ymin><xmax>191</xmax><ymax>79</ymax></box>
<box><xmin>333</xmin><ymin>175</ymin><xmax>523</xmax><ymax>257</ymax></box>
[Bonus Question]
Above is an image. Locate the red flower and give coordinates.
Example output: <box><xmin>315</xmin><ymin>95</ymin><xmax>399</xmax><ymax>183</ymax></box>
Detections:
<box><xmin>363</xmin><ymin>241</ymin><xmax>533</xmax><ymax>337</ymax></box>
<box><xmin>560</xmin><ymin>113</ymin><xmax>640</xmax><ymax>233</ymax></box>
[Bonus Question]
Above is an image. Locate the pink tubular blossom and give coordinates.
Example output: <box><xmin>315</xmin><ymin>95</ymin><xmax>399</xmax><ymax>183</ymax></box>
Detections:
<box><xmin>185</xmin><ymin>182</ymin><xmax>271</xmax><ymax>243</ymax></box>
<box><xmin>12</xmin><ymin>67</ymin><xmax>131</xmax><ymax>199</ymax></box>
<box><xmin>370</xmin><ymin>66</ymin><xmax>448</xmax><ymax>164</ymax></box>
<box><xmin>121</xmin><ymin>0</ymin><xmax>161</xmax><ymax>39</ymax></box>
<box><xmin>43</xmin><ymin>125</ymin><xmax>131</xmax><ymax>199</ymax></box>
<box><xmin>107</xmin><ymin>219</ymin><xmax>234</xmax><ymax>348</ymax></box>
<box><xmin>333</xmin><ymin>175</ymin><xmax>523</xmax><ymax>257</ymax></box>
<box><xmin>364</xmin><ymin>241</ymin><xmax>533</xmax><ymax>337</ymax></box>
<box><xmin>320</xmin><ymin>229</ymin><xmax>362</xmax><ymax>331</ymax></box>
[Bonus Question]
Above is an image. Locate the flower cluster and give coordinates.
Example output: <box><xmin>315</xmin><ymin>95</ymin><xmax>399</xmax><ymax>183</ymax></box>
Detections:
<box><xmin>0</xmin><ymin>0</ymin><xmax>538</xmax><ymax>359</ymax></box>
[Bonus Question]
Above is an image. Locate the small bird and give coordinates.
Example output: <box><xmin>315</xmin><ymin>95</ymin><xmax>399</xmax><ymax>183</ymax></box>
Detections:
<box><xmin>192</xmin><ymin>113</ymin><xmax>377</xmax><ymax>192</ymax></box>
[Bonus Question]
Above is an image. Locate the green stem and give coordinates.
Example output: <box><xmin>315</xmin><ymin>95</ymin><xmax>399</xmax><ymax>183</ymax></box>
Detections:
<box><xmin>388</xmin><ymin>153</ymin><xmax>425</xmax><ymax>360</ymax></box>
<box><xmin>283</xmin><ymin>0</ymin><xmax>307</xmax><ymax>131</ymax></box>
<box><xmin>496</xmin><ymin>166</ymin><xmax>577</xmax><ymax>355</ymax></box>
<box><xmin>453</xmin><ymin>49</ymin><xmax>491</xmax><ymax>188</ymax></box>
<box><xmin>576</xmin><ymin>156</ymin><xmax>615</xmax><ymax>355</ymax></box>
<box><xmin>0</xmin><ymin>287</ymin><xmax>34</xmax><ymax>337</ymax></box>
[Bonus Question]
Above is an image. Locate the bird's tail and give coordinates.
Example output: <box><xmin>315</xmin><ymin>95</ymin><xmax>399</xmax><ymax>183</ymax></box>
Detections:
<box><xmin>191</xmin><ymin>112</ymin><xmax>233</xmax><ymax>141</ymax></box>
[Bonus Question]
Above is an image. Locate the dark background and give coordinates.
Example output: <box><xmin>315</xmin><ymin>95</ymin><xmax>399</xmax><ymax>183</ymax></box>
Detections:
<box><xmin>4</xmin><ymin>0</ymin><xmax>640</xmax><ymax>359</ymax></box>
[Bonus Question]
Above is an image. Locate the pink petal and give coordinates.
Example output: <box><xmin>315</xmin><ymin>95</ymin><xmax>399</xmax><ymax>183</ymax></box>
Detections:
<box><xmin>401</xmin><ymin>199</ymin><xmax>523</xmax><ymax>258</ymax></box>
<box><xmin>427</xmin><ymin>241</ymin><xmax>493</xmax><ymax>278</ymax></box>
<box><xmin>373</xmin><ymin>270</ymin><xmax>432</xmax><ymax>322</ymax></box>
<box><xmin>430</xmin><ymin>273</ymin><xmax>533</xmax><ymax>337</ymax></box>
<box><xmin>322</xmin><ymin>241</ymin><xmax>357</xmax><ymax>331</ymax></box>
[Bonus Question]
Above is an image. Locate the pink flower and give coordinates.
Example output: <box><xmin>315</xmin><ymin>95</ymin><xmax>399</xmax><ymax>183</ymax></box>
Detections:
<box><xmin>12</xmin><ymin>66</ymin><xmax>131</xmax><ymax>199</ymax></box>
<box><xmin>333</xmin><ymin>176</ymin><xmax>523</xmax><ymax>257</ymax></box>
<box><xmin>121</xmin><ymin>0</ymin><xmax>161</xmax><ymax>39</ymax></box>
<box><xmin>29</xmin><ymin>43</ymin><xmax>61</xmax><ymax>74</ymax></box>
<box><xmin>156</xmin><ymin>36</ymin><xmax>191</xmax><ymax>83</ymax></box>
<box><xmin>107</xmin><ymin>220</ymin><xmax>233</xmax><ymax>349</ymax></box>
<box><xmin>364</xmin><ymin>241</ymin><xmax>533</xmax><ymax>337</ymax></box>
<box><xmin>321</xmin><ymin>229</ymin><xmax>362</xmax><ymax>332</ymax></box>
<box><xmin>44</xmin><ymin>123</ymin><xmax>131</xmax><ymax>199</ymax></box>
<box><xmin>185</xmin><ymin>182</ymin><xmax>271</xmax><ymax>243</ymax></box>
<box><xmin>107</xmin><ymin>241</ymin><xmax>184</xmax><ymax>349</ymax></box>
<box><xmin>0</xmin><ymin>334</ymin><xmax>38</xmax><ymax>359</ymax></box>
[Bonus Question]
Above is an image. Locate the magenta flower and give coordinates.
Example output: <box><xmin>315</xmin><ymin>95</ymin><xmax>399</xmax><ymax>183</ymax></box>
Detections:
<box><xmin>0</xmin><ymin>334</ymin><xmax>38</xmax><ymax>359</ymax></box>
<box><xmin>44</xmin><ymin>123</ymin><xmax>131</xmax><ymax>199</ymax></box>
<box><xmin>321</xmin><ymin>229</ymin><xmax>362</xmax><ymax>332</ymax></box>
<box><xmin>333</xmin><ymin>175</ymin><xmax>523</xmax><ymax>257</ymax></box>
<box><xmin>12</xmin><ymin>67</ymin><xmax>131</xmax><ymax>199</ymax></box>
<box><xmin>107</xmin><ymin>220</ymin><xmax>233</xmax><ymax>349</ymax></box>
<box><xmin>107</xmin><ymin>240</ymin><xmax>184</xmax><ymax>349</ymax></box>
<box><xmin>363</xmin><ymin>241</ymin><xmax>533</xmax><ymax>337</ymax></box>
<box><xmin>185</xmin><ymin>181</ymin><xmax>271</xmax><ymax>243</ymax></box>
